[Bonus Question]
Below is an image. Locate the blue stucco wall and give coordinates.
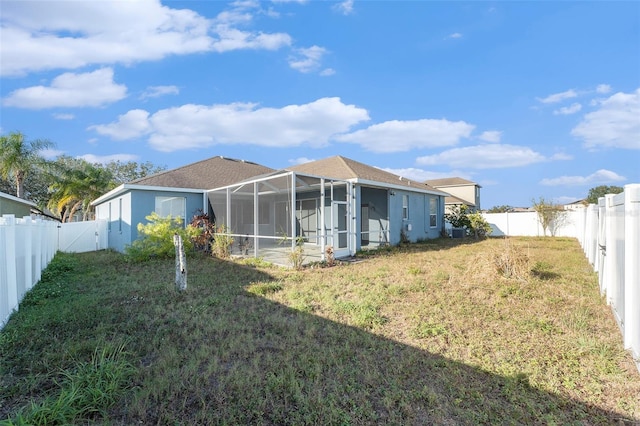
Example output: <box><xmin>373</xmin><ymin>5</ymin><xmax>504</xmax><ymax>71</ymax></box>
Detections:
<box><xmin>96</xmin><ymin>189</ymin><xmax>205</xmax><ymax>252</ymax></box>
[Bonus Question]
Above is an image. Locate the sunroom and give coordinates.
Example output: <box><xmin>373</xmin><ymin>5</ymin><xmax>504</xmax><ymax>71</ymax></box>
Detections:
<box><xmin>206</xmin><ymin>171</ymin><xmax>355</xmax><ymax>265</ymax></box>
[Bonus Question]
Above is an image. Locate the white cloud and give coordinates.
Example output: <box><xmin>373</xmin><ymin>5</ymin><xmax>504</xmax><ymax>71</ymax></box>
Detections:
<box><xmin>333</xmin><ymin>0</ymin><xmax>355</xmax><ymax>15</ymax></box>
<box><xmin>540</xmin><ymin>169</ymin><xmax>626</xmax><ymax>186</ymax></box>
<box><xmin>0</xmin><ymin>0</ymin><xmax>292</xmax><ymax>76</ymax></box>
<box><xmin>553</xmin><ymin>102</ymin><xmax>582</xmax><ymax>115</ymax></box>
<box><xmin>79</xmin><ymin>153</ymin><xmax>139</xmax><ymax>164</ymax></box>
<box><xmin>52</xmin><ymin>113</ymin><xmax>75</xmax><ymax>120</ymax></box>
<box><xmin>140</xmin><ymin>85</ymin><xmax>180</xmax><ymax>100</ymax></box>
<box><xmin>335</xmin><ymin>119</ymin><xmax>474</xmax><ymax>153</ymax></box>
<box><xmin>415</xmin><ymin>144</ymin><xmax>564</xmax><ymax>169</ymax></box>
<box><xmin>382</xmin><ymin>167</ymin><xmax>471</xmax><ymax>183</ymax></box>
<box><xmin>288</xmin><ymin>45</ymin><xmax>328</xmax><ymax>73</ymax></box>
<box><xmin>446</xmin><ymin>32</ymin><xmax>463</xmax><ymax>39</ymax></box>
<box><xmin>571</xmin><ymin>88</ymin><xmax>640</xmax><ymax>150</ymax></box>
<box><xmin>596</xmin><ymin>84</ymin><xmax>612</xmax><ymax>94</ymax></box>
<box><xmin>210</xmin><ymin>25</ymin><xmax>291</xmax><ymax>52</ymax></box>
<box><xmin>478</xmin><ymin>130</ymin><xmax>502</xmax><ymax>143</ymax></box>
<box><xmin>89</xmin><ymin>109</ymin><xmax>152</xmax><ymax>141</ymax></box>
<box><xmin>40</xmin><ymin>148</ymin><xmax>65</xmax><ymax>160</ymax></box>
<box><xmin>3</xmin><ymin>68</ymin><xmax>127</xmax><ymax>109</ymax></box>
<box><xmin>320</xmin><ymin>68</ymin><xmax>336</xmax><ymax>76</ymax></box>
<box><xmin>90</xmin><ymin>97</ymin><xmax>369</xmax><ymax>152</ymax></box>
<box><xmin>537</xmin><ymin>89</ymin><xmax>578</xmax><ymax>104</ymax></box>
<box><xmin>288</xmin><ymin>157</ymin><xmax>315</xmax><ymax>165</ymax></box>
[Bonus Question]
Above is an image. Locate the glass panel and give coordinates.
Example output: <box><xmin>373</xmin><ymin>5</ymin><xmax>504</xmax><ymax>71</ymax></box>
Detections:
<box><xmin>429</xmin><ymin>197</ymin><xmax>437</xmax><ymax>227</ymax></box>
<box><xmin>155</xmin><ymin>196</ymin><xmax>185</xmax><ymax>219</ymax></box>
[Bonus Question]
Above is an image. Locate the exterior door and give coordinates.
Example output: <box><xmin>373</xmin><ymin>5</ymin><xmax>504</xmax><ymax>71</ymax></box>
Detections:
<box><xmin>332</xmin><ymin>201</ymin><xmax>349</xmax><ymax>258</ymax></box>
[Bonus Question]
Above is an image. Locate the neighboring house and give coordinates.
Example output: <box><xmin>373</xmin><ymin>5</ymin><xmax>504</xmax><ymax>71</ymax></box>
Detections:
<box><xmin>424</xmin><ymin>177</ymin><xmax>481</xmax><ymax>212</ymax></box>
<box><xmin>564</xmin><ymin>199</ymin><xmax>587</xmax><ymax>210</ymax></box>
<box><xmin>0</xmin><ymin>191</ymin><xmax>37</xmax><ymax>217</ymax></box>
<box><xmin>92</xmin><ymin>155</ymin><xmax>448</xmax><ymax>263</ymax></box>
<box><xmin>92</xmin><ymin>156</ymin><xmax>274</xmax><ymax>252</ymax></box>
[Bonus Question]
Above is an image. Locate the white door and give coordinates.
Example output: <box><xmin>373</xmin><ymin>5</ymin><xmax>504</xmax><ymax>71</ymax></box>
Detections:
<box><xmin>331</xmin><ymin>201</ymin><xmax>350</xmax><ymax>258</ymax></box>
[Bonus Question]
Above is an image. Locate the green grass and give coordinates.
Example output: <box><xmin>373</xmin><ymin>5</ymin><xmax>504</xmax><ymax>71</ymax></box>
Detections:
<box><xmin>1</xmin><ymin>238</ymin><xmax>639</xmax><ymax>425</ymax></box>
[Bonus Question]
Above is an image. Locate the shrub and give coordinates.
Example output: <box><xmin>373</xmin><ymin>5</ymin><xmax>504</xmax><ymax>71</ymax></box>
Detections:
<box><xmin>125</xmin><ymin>212</ymin><xmax>200</xmax><ymax>262</ymax></box>
<box><xmin>467</xmin><ymin>212</ymin><xmax>492</xmax><ymax>239</ymax></box>
<box><xmin>211</xmin><ymin>225</ymin><xmax>234</xmax><ymax>259</ymax></box>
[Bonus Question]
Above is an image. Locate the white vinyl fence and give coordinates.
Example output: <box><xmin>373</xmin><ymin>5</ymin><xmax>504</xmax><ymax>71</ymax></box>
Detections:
<box><xmin>1</xmin><ymin>215</ymin><xmax>107</xmax><ymax>328</ymax></box>
<box><xmin>483</xmin><ymin>183</ymin><xmax>640</xmax><ymax>366</ymax></box>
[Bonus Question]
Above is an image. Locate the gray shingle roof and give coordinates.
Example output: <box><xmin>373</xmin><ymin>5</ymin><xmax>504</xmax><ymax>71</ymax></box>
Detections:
<box><xmin>131</xmin><ymin>156</ymin><xmax>274</xmax><ymax>190</ymax></box>
<box><xmin>424</xmin><ymin>177</ymin><xmax>479</xmax><ymax>187</ymax></box>
<box><xmin>287</xmin><ymin>156</ymin><xmax>445</xmax><ymax>193</ymax></box>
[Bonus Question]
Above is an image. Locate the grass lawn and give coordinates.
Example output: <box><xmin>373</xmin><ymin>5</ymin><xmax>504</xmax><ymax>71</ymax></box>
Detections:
<box><xmin>1</xmin><ymin>237</ymin><xmax>639</xmax><ymax>425</ymax></box>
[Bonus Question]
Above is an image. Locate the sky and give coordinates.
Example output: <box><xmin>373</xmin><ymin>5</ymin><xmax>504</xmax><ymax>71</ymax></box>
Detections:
<box><xmin>1</xmin><ymin>0</ymin><xmax>639</xmax><ymax>209</ymax></box>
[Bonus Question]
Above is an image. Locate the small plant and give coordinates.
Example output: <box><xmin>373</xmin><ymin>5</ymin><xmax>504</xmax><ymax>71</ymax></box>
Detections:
<box><xmin>325</xmin><ymin>245</ymin><xmax>336</xmax><ymax>267</ymax></box>
<box><xmin>211</xmin><ymin>225</ymin><xmax>234</xmax><ymax>259</ymax></box>
<box><xmin>400</xmin><ymin>229</ymin><xmax>410</xmax><ymax>244</ymax></box>
<box><xmin>467</xmin><ymin>212</ymin><xmax>492</xmax><ymax>239</ymax></box>
<box><xmin>246</xmin><ymin>281</ymin><xmax>283</xmax><ymax>296</ymax></box>
<box><xmin>289</xmin><ymin>236</ymin><xmax>306</xmax><ymax>270</ymax></box>
<box><xmin>125</xmin><ymin>212</ymin><xmax>200</xmax><ymax>262</ymax></box>
<box><xmin>189</xmin><ymin>210</ymin><xmax>216</xmax><ymax>252</ymax></box>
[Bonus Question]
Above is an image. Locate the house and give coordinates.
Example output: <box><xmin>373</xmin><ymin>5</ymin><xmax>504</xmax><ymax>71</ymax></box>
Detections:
<box><xmin>424</xmin><ymin>177</ymin><xmax>481</xmax><ymax>212</ymax></box>
<box><xmin>0</xmin><ymin>191</ymin><xmax>37</xmax><ymax>217</ymax></box>
<box><xmin>92</xmin><ymin>155</ymin><xmax>448</xmax><ymax>264</ymax></box>
<box><xmin>92</xmin><ymin>156</ymin><xmax>274</xmax><ymax>252</ymax></box>
<box><xmin>564</xmin><ymin>199</ymin><xmax>587</xmax><ymax>210</ymax></box>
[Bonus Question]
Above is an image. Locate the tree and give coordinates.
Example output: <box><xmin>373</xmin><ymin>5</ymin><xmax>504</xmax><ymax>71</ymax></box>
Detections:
<box><xmin>586</xmin><ymin>185</ymin><xmax>624</xmax><ymax>204</ymax></box>
<box><xmin>487</xmin><ymin>205</ymin><xmax>513</xmax><ymax>213</ymax></box>
<box><xmin>532</xmin><ymin>197</ymin><xmax>567</xmax><ymax>236</ymax></box>
<box><xmin>103</xmin><ymin>160</ymin><xmax>167</xmax><ymax>185</ymax></box>
<box><xmin>444</xmin><ymin>205</ymin><xmax>471</xmax><ymax>229</ymax></box>
<box><xmin>47</xmin><ymin>158</ymin><xmax>116</xmax><ymax>222</ymax></box>
<box><xmin>0</xmin><ymin>131</ymin><xmax>54</xmax><ymax>199</ymax></box>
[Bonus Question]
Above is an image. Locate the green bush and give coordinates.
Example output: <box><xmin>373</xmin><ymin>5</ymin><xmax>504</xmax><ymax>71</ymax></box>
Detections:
<box><xmin>125</xmin><ymin>212</ymin><xmax>201</xmax><ymax>262</ymax></box>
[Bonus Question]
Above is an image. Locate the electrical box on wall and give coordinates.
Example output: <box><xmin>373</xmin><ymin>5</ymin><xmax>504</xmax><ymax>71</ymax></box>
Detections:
<box><xmin>406</xmin><ymin>223</ymin><xmax>412</xmax><ymax>231</ymax></box>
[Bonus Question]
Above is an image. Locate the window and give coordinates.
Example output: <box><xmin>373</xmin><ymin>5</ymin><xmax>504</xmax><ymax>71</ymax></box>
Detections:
<box><xmin>155</xmin><ymin>196</ymin><xmax>186</xmax><ymax>219</ymax></box>
<box><xmin>429</xmin><ymin>197</ymin><xmax>437</xmax><ymax>228</ymax></box>
<box><xmin>402</xmin><ymin>195</ymin><xmax>409</xmax><ymax>220</ymax></box>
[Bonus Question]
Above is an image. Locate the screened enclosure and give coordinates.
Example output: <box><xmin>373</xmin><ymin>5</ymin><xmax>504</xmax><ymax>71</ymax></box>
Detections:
<box><xmin>207</xmin><ymin>171</ymin><xmax>353</xmax><ymax>265</ymax></box>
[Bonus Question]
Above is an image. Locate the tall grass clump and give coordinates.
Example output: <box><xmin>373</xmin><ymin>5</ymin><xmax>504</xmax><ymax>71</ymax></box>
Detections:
<box><xmin>493</xmin><ymin>239</ymin><xmax>530</xmax><ymax>281</ymax></box>
<box><xmin>6</xmin><ymin>344</ymin><xmax>134</xmax><ymax>425</ymax></box>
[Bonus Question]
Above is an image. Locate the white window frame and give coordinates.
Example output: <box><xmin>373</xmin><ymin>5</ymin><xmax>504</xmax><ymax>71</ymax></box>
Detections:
<box><xmin>402</xmin><ymin>194</ymin><xmax>409</xmax><ymax>220</ymax></box>
<box><xmin>429</xmin><ymin>197</ymin><xmax>437</xmax><ymax>228</ymax></box>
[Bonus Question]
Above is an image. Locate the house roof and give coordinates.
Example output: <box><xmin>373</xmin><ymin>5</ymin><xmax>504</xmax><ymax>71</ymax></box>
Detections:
<box><xmin>130</xmin><ymin>156</ymin><xmax>275</xmax><ymax>190</ymax></box>
<box><xmin>443</xmin><ymin>194</ymin><xmax>474</xmax><ymax>206</ymax></box>
<box><xmin>287</xmin><ymin>156</ymin><xmax>448</xmax><ymax>195</ymax></box>
<box><xmin>0</xmin><ymin>191</ymin><xmax>37</xmax><ymax>208</ymax></box>
<box><xmin>424</xmin><ymin>177</ymin><xmax>480</xmax><ymax>188</ymax></box>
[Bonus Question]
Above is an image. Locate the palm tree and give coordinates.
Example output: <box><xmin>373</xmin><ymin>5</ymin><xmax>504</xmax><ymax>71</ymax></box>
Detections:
<box><xmin>0</xmin><ymin>131</ymin><xmax>54</xmax><ymax>199</ymax></box>
<box><xmin>48</xmin><ymin>159</ymin><xmax>116</xmax><ymax>222</ymax></box>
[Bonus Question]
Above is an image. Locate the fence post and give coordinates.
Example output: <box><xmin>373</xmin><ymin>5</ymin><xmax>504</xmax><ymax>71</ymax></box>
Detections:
<box><xmin>20</xmin><ymin>216</ymin><xmax>34</xmax><ymax>293</ymax></box>
<box><xmin>624</xmin><ymin>184</ymin><xmax>640</xmax><ymax>359</ymax></box>
<box><xmin>2</xmin><ymin>215</ymin><xmax>18</xmax><ymax>321</ymax></box>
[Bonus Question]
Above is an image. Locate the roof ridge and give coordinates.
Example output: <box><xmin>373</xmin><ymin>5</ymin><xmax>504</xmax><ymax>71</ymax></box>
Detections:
<box><xmin>131</xmin><ymin>155</ymin><xmax>223</xmax><ymax>184</ymax></box>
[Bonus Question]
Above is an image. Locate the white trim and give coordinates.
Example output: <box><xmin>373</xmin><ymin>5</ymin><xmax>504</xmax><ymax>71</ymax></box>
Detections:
<box><xmin>351</xmin><ymin>178</ymin><xmax>449</xmax><ymax>197</ymax></box>
<box><xmin>0</xmin><ymin>191</ymin><xmax>37</xmax><ymax>208</ymax></box>
<box><xmin>91</xmin><ymin>184</ymin><xmax>205</xmax><ymax>206</ymax></box>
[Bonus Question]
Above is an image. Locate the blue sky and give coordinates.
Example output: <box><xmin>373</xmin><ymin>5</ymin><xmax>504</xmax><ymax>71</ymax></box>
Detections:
<box><xmin>1</xmin><ymin>0</ymin><xmax>639</xmax><ymax>208</ymax></box>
